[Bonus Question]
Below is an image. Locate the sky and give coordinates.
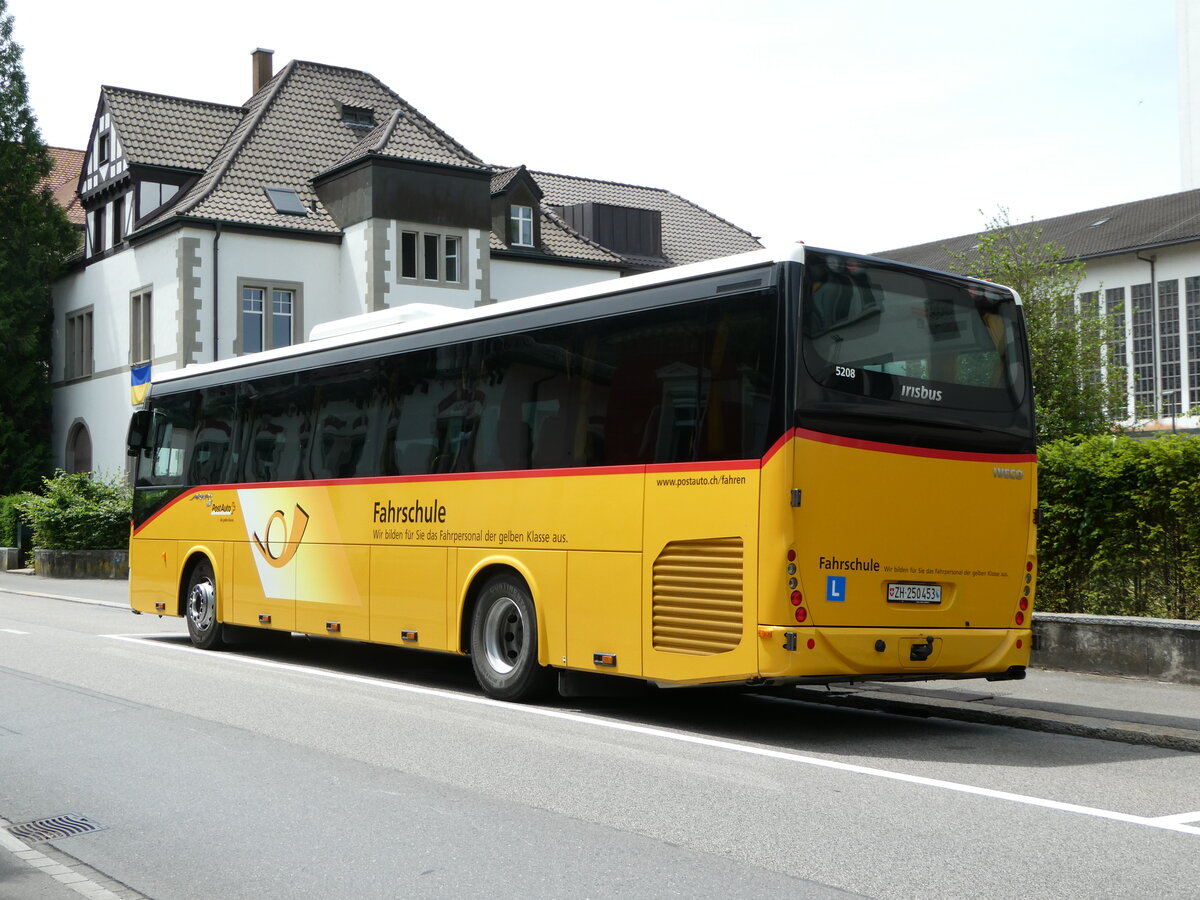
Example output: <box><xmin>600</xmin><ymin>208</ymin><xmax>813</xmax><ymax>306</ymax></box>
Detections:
<box><xmin>6</xmin><ymin>0</ymin><xmax>1183</xmax><ymax>255</ymax></box>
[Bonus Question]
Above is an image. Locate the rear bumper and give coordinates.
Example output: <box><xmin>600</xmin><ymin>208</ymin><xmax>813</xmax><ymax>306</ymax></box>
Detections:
<box><xmin>757</xmin><ymin>625</ymin><xmax>1032</xmax><ymax>682</ymax></box>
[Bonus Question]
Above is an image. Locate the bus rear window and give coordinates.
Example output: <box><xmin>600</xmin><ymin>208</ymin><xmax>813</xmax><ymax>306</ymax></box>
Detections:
<box><xmin>801</xmin><ymin>250</ymin><xmax>1027</xmax><ymax>412</ymax></box>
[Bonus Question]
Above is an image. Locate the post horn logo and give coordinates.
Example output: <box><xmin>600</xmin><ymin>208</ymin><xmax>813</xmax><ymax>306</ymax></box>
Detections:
<box><xmin>252</xmin><ymin>504</ymin><xmax>310</xmax><ymax>568</ymax></box>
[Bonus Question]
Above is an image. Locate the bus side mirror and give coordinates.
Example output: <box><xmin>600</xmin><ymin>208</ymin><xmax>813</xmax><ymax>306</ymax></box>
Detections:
<box><xmin>127</xmin><ymin>409</ymin><xmax>153</xmax><ymax>457</ymax></box>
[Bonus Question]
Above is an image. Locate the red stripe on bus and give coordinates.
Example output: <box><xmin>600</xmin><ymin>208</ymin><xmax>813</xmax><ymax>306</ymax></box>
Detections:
<box><xmin>791</xmin><ymin>427</ymin><xmax>1036</xmax><ymax>463</ymax></box>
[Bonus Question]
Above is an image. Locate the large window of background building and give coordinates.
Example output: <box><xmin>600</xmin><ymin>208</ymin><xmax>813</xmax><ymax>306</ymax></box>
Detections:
<box><xmin>1159</xmin><ymin>279</ymin><xmax>1181</xmax><ymax>417</ymax></box>
<box><xmin>1131</xmin><ymin>283</ymin><xmax>1155</xmax><ymax>415</ymax></box>
<box><xmin>130</xmin><ymin>288</ymin><xmax>152</xmax><ymax>365</ymax></box>
<box><xmin>511</xmin><ymin>205</ymin><xmax>534</xmax><ymax>247</ymax></box>
<box><xmin>1106</xmin><ymin>287</ymin><xmax>1128</xmax><ymax>417</ymax></box>
<box><xmin>399</xmin><ymin>229</ymin><xmax>465</xmax><ymax>285</ymax></box>
<box><xmin>65</xmin><ymin>307</ymin><xmax>94</xmax><ymax>381</ymax></box>
<box><xmin>1188</xmin><ymin>277</ymin><xmax>1200</xmax><ymax>410</ymax></box>
<box><xmin>239</xmin><ymin>279</ymin><xmax>302</xmax><ymax>354</ymax></box>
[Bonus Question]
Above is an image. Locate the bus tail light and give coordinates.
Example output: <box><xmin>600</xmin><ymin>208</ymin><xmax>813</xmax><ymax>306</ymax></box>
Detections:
<box><xmin>795</xmin><ymin>607</ymin><xmax>807</xmax><ymax>623</ymax></box>
<box><xmin>1015</xmin><ymin>611</ymin><xmax>1025</xmax><ymax>626</ymax></box>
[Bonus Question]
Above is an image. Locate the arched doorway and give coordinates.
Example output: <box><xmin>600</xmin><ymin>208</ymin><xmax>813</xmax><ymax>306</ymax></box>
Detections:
<box><xmin>66</xmin><ymin>420</ymin><xmax>92</xmax><ymax>474</ymax></box>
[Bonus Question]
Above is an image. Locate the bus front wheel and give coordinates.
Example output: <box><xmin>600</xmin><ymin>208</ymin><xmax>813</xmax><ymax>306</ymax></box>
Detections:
<box><xmin>469</xmin><ymin>575</ymin><xmax>553</xmax><ymax>702</ymax></box>
<box><xmin>185</xmin><ymin>558</ymin><xmax>226</xmax><ymax>651</ymax></box>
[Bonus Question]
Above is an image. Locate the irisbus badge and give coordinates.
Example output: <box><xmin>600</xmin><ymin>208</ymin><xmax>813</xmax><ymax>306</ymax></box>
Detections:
<box><xmin>993</xmin><ymin>467</ymin><xmax>1024</xmax><ymax>480</ymax></box>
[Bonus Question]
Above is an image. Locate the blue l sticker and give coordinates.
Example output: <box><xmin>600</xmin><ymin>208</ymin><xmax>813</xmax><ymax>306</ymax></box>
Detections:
<box><xmin>827</xmin><ymin>575</ymin><xmax>846</xmax><ymax>602</ymax></box>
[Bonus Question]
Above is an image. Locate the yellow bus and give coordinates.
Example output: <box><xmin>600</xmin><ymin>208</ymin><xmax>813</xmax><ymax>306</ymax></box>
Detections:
<box><xmin>127</xmin><ymin>244</ymin><xmax>1037</xmax><ymax>701</ymax></box>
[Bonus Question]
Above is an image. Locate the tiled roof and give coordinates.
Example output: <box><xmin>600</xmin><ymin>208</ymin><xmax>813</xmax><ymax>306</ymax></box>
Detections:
<box><xmin>110</xmin><ymin>56</ymin><xmax>759</xmax><ymax>267</ymax></box>
<box><xmin>878</xmin><ymin>189</ymin><xmax>1200</xmax><ymax>271</ymax></box>
<box><xmin>146</xmin><ymin>61</ymin><xmax>485</xmax><ymax>234</ymax></box>
<box><xmin>42</xmin><ymin>147</ymin><xmax>85</xmax><ymax>225</ymax></box>
<box><xmin>103</xmin><ymin>87</ymin><xmax>242</xmax><ymax>171</ymax></box>
<box><xmin>330</xmin><ymin>107</ymin><xmax>488</xmax><ymax>172</ymax></box>
<box><xmin>530</xmin><ymin>171</ymin><xmax>762</xmax><ymax>267</ymax></box>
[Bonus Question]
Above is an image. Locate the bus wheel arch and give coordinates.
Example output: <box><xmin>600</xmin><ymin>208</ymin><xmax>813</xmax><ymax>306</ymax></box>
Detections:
<box><xmin>181</xmin><ymin>552</ymin><xmax>227</xmax><ymax>650</ymax></box>
<box><xmin>464</xmin><ymin>566</ymin><xmax>554</xmax><ymax>702</ymax></box>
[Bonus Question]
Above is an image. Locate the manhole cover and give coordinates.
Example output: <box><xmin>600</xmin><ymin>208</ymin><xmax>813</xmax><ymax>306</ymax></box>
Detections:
<box><xmin>6</xmin><ymin>814</ymin><xmax>106</xmax><ymax>843</ymax></box>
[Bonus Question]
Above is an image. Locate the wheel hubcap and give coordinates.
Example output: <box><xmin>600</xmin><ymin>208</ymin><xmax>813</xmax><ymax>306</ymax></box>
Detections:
<box><xmin>188</xmin><ymin>579</ymin><xmax>215</xmax><ymax>634</ymax></box>
<box><xmin>482</xmin><ymin>596</ymin><xmax>523</xmax><ymax>675</ymax></box>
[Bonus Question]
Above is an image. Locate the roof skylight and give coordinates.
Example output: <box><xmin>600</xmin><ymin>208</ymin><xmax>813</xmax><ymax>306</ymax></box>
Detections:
<box><xmin>264</xmin><ymin>186</ymin><xmax>309</xmax><ymax>216</ymax></box>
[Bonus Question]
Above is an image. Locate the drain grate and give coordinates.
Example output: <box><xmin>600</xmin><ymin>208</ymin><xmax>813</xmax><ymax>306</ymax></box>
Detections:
<box><xmin>6</xmin><ymin>814</ymin><xmax>107</xmax><ymax>843</ymax></box>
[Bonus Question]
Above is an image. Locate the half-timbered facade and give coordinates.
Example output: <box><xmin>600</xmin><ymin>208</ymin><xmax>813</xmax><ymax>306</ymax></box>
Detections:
<box><xmin>52</xmin><ymin>51</ymin><xmax>761</xmax><ymax>474</ymax></box>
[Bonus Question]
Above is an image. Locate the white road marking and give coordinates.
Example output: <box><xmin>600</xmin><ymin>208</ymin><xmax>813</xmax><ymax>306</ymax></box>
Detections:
<box><xmin>103</xmin><ymin>633</ymin><xmax>1200</xmax><ymax>838</ymax></box>
<box><xmin>1147</xmin><ymin>810</ymin><xmax>1200</xmax><ymax>824</ymax></box>
<box><xmin>0</xmin><ymin>628</ymin><xmax>30</xmax><ymax>634</ymax></box>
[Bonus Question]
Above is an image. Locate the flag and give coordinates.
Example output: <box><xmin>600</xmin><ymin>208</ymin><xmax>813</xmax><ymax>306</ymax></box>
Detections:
<box><xmin>131</xmin><ymin>363</ymin><xmax>151</xmax><ymax>405</ymax></box>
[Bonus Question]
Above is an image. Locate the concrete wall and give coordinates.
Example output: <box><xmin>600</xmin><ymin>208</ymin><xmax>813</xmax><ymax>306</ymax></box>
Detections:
<box><xmin>1033</xmin><ymin>612</ymin><xmax>1200</xmax><ymax>685</ymax></box>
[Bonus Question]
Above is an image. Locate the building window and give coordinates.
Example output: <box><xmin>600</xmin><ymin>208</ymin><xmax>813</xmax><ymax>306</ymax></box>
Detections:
<box><xmin>511</xmin><ymin>204</ymin><xmax>534</xmax><ymax>247</ymax></box>
<box><xmin>90</xmin><ymin>206</ymin><xmax>106</xmax><ymax>256</ymax></box>
<box><xmin>401</xmin><ymin>231</ymin><xmax>418</xmax><ymax>279</ymax></box>
<box><xmin>240</xmin><ymin>280</ymin><xmax>301</xmax><ymax>354</ymax></box>
<box><xmin>1187</xmin><ymin>277</ymin><xmax>1200</xmax><ymax>409</ymax></box>
<box><xmin>1131</xmin><ymin>283</ymin><xmax>1155</xmax><ymax>416</ymax></box>
<box><xmin>341</xmin><ymin>104</ymin><xmax>375</xmax><ymax>128</ymax></box>
<box><xmin>131</xmin><ymin>288</ymin><xmax>152</xmax><ymax>365</ymax></box>
<box><xmin>399</xmin><ymin>228</ymin><xmax>465</xmax><ymax>285</ymax></box>
<box><xmin>1159</xmin><ymin>279</ymin><xmax>1181</xmax><ymax>416</ymax></box>
<box><xmin>138</xmin><ymin>181</ymin><xmax>181</xmax><ymax>219</ymax></box>
<box><xmin>445</xmin><ymin>237</ymin><xmax>460</xmax><ymax>284</ymax></box>
<box><xmin>423</xmin><ymin>234</ymin><xmax>440</xmax><ymax>282</ymax></box>
<box><xmin>98</xmin><ymin>133</ymin><xmax>110</xmax><ymax>165</ymax></box>
<box><xmin>112</xmin><ymin>196</ymin><xmax>125</xmax><ymax>246</ymax></box>
<box><xmin>65</xmin><ymin>308</ymin><xmax>94</xmax><ymax>381</ymax></box>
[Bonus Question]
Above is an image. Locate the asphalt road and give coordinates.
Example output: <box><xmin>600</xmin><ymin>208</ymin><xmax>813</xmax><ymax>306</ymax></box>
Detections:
<box><xmin>2</xmin><ymin>588</ymin><xmax>1199</xmax><ymax>899</ymax></box>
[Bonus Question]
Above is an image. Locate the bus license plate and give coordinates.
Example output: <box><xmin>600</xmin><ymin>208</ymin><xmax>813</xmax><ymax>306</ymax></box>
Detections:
<box><xmin>887</xmin><ymin>583</ymin><xmax>942</xmax><ymax>604</ymax></box>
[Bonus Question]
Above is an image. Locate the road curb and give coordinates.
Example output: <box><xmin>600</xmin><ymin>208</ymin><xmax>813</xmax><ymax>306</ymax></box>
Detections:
<box><xmin>787</xmin><ymin>687</ymin><xmax>1200</xmax><ymax>754</ymax></box>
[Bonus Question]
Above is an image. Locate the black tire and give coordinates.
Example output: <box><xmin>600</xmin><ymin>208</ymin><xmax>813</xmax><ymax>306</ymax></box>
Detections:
<box><xmin>184</xmin><ymin>558</ymin><xmax>226</xmax><ymax>650</ymax></box>
<box><xmin>469</xmin><ymin>575</ymin><xmax>554</xmax><ymax>701</ymax></box>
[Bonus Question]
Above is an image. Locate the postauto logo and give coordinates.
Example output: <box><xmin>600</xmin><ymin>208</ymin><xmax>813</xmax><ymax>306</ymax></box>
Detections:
<box><xmin>251</xmin><ymin>504</ymin><xmax>310</xmax><ymax>568</ymax></box>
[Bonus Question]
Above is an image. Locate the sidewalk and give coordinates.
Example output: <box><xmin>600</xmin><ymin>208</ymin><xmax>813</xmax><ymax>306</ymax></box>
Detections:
<box><xmin>2</xmin><ymin>569</ymin><xmax>1198</xmax><ymax>753</ymax></box>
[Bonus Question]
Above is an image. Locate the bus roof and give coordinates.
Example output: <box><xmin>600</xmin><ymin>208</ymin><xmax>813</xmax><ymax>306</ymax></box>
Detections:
<box><xmin>149</xmin><ymin>242</ymin><xmax>1015</xmax><ymax>392</ymax></box>
<box><xmin>152</xmin><ymin>244</ymin><xmax>805</xmax><ymax>389</ymax></box>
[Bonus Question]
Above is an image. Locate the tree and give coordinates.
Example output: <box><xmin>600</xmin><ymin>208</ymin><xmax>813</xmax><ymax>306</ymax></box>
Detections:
<box><xmin>0</xmin><ymin>0</ymin><xmax>78</xmax><ymax>494</ymax></box>
<box><xmin>948</xmin><ymin>209</ymin><xmax>1125</xmax><ymax>444</ymax></box>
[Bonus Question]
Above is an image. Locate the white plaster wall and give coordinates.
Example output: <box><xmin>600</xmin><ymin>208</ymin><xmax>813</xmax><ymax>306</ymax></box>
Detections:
<box><xmin>53</xmin><ymin>372</ymin><xmax>132</xmax><ymax>476</ymax></box>
<box><xmin>215</xmin><ymin>232</ymin><xmax>345</xmax><ymax>354</ymax></box>
<box><xmin>490</xmin><ymin>258</ymin><xmax>620</xmax><ymax>302</ymax></box>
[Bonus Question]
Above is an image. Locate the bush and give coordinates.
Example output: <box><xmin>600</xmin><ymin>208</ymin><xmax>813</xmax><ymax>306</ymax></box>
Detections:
<box><xmin>1037</xmin><ymin>434</ymin><xmax>1200</xmax><ymax>620</ymax></box>
<box><xmin>0</xmin><ymin>494</ymin><xmax>25</xmax><ymax>546</ymax></box>
<box><xmin>16</xmin><ymin>471</ymin><xmax>131</xmax><ymax>551</ymax></box>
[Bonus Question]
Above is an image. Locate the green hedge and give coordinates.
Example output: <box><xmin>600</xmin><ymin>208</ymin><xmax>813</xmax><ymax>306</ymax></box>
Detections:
<box><xmin>1037</xmin><ymin>434</ymin><xmax>1200</xmax><ymax>620</ymax></box>
<box><xmin>16</xmin><ymin>471</ymin><xmax>131</xmax><ymax>551</ymax></box>
<box><xmin>0</xmin><ymin>494</ymin><xmax>24</xmax><ymax>547</ymax></box>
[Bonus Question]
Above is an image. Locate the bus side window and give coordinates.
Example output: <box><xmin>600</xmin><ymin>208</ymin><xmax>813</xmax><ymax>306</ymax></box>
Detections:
<box><xmin>238</xmin><ymin>377</ymin><xmax>310</xmax><ymax>483</ymax></box>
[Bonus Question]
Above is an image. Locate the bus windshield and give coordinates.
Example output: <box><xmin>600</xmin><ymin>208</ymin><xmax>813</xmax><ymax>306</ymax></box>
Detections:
<box><xmin>798</xmin><ymin>249</ymin><xmax>1033</xmax><ymax>452</ymax></box>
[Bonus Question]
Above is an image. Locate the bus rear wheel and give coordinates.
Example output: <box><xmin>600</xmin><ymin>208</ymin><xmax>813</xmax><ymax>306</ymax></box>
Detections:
<box><xmin>470</xmin><ymin>575</ymin><xmax>553</xmax><ymax>702</ymax></box>
<box><xmin>185</xmin><ymin>558</ymin><xmax>226</xmax><ymax>650</ymax></box>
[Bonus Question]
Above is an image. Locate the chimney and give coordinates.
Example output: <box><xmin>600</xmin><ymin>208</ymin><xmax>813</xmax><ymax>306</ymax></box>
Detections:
<box><xmin>252</xmin><ymin>48</ymin><xmax>274</xmax><ymax>93</ymax></box>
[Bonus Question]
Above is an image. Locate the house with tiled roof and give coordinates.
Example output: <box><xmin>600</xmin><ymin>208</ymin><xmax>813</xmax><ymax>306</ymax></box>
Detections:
<box><xmin>40</xmin><ymin>147</ymin><xmax>85</xmax><ymax>227</ymax></box>
<box><xmin>879</xmin><ymin>189</ymin><xmax>1200</xmax><ymax>433</ymax></box>
<box><xmin>52</xmin><ymin>50</ymin><xmax>760</xmax><ymax>474</ymax></box>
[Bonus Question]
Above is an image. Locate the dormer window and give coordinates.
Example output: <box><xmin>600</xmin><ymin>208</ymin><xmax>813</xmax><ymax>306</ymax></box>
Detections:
<box><xmin>511</xmin><ymin>204</ymin><xmax>534</xmax><ymax>247</ymax></box>
<box><xmin>341</xmin><ymin>104</ymin><xmax>375</xmax><ymax>128</ymax></box>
